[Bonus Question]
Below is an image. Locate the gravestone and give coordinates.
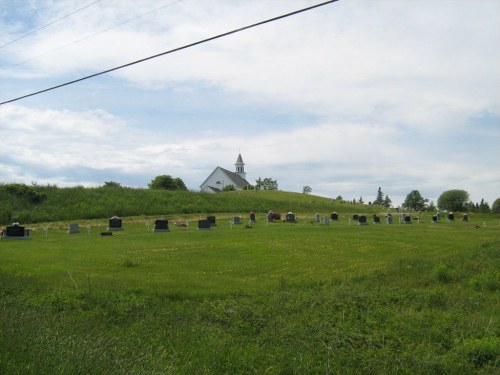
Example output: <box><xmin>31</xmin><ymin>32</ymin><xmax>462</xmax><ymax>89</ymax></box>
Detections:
<box><xmin>68</xmin><ymin>223</ymin><xmax>80</xmax><ymax>234</ymax></box>
<box><xmin>373</xmin><ymin>215</ymin><xmax>381</xmax><ymax>224</ymax></box>
<box><xmin>315</xmin><ymin>213</ymin><xmax>321</xmax><ymax>223</ymax></box>
<box><xmin>331</xmin><ymin>212</ymin><xmax>339</xmax><ymax>221</ymax></box>
<box><xmin>436</xmin><ymin>213</ymin><xmax>440</xmax><ymax>220</ymax></box>
<box><xmin>432</xmin><ymin>215</ymin><xmax>438</xmax><ymax>223</ymax></box>
<box><xmin>232</xmin><ymin>216</ymin><xmax>241</xmax><ymax>224</ymax></box>
<box><xmin>352</xmin><ymin>214</ymin><xmax>359</xmax><ymax>221</ymax></box>
<box><xmin>198</xmin><ymin>219</ymin><xmax>211</xmax><ymax>230</ymax></box>
<box><xmin>2</xmin><ymin>223</ymin><xmax>30</xmax><ymax>239</ymax></box>
<box><xmin>402</xmin><ymin>215</ymin><xmax>411</xmax><ymax>224</ymax></box>
<box><xmin>108</xmin><ymin>216</ymin><xmax>123</xmax><ymax>231</ymax></box>
<box><xmin>154</xmin><ymin>219</ymin><xmax>170</xmax><ymax>232</ymax></box>
<box><xmin>358</xmin><ymin>215</ymin><xmax>368</xmax><ymax>225</ymax></box>
<box><xmin>267</xmin><ymin>211</ymin><xmax>274</xmax><ymax>222</ymax></box>
<box><xmin>386</xmin><ymin>215</ymin><xmax>393</xmax><ymax>224</ymax></box>
<box><xmin>462</xmin><ymin>214</ymin><xmax>469</xmax><ymax>222</ymax></box>
<box><xmin>285</xmin><ymin>212</ymin><xmax>296</xmax><ymax>223</ymax></box>
<box><xmin>250</xmin><ymin>212</ymin><xmax>256</xmax><ymax>222</ymax></box>
<box><xmin>447</xmin><ymin>213</ymin><xmax>455</xmax><ymax>222</ymax></box>
<box><xmin>321</xmin><ymin>216</ymin><xmax>330</xmax><ymax>226</ymax></box>
<box><xmin>207</xmin><ymin>216</ymin><xmax>216</xmax><ymax>226</ymax></box>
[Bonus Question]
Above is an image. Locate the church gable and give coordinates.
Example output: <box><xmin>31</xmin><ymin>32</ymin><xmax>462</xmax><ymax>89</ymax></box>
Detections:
<box><xmin>199</xmin><ymin>154</ymin><xmax>250</xmax><ymax>193</ymax></box>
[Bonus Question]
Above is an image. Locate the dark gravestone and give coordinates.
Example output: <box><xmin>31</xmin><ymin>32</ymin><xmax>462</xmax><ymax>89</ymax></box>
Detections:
<box><xmin>447</xmin><ymin>213</ymin><xmax>455</xmax><ymax>222</ymax></box>
<box><xmin>373</xmin><ymin>215</ymin><xmax>381</xmax><ymax>224</ymax></box>
<box><xmin>402</xmin><ymin>215</ymin><xmax>411</xmax><ymax>224</ymax></box>
<box><xmin>315</xmin><ymin>213</ymin><xmax>321</xmax><ymax>223</ymax></box>
<box><xmin>267</xmin><ymin>212</ymin><xmax>274</xmax><ymax>222</ymax></box>
<box><xmin>386</xmin><ymin>215</ymin><xmax>393</xmax><ymax>224</ymax></box>
<box><xmin>352</xmin><ymin>214</ymin><xmax>359</xmax><ymax>221</ymax></box>
<box><xmin>154</xmin><ymin>219</ymin><xmax>170</xmax><ymax>232</ymax></box>
<box><xmin>285</xmin><ymin>213</ymin><xmax>296</xmax><ymax>223</ymax></box>
<box><xmin>198</xmin><ymin>219</ymin><xmax>211</xmax><ymax>230</ymax></box>
<box><xmin>436</xmin><ymin>213</ymin><xmax>441</xmax><ymax>220</ymax></box>
<box><xmin>3</xmin><ymin>224</ymin><xmax>30</xmax><ymax>239</ymax></box>
<box><xmin>6</xmin><ymin>225</ymin><xmax>26</xmax><ymax>237</ymax></box>
<box><xmin>108</xmin><ymin>216</ymin><xmax>123</xmax><ymax>231</ymax></box>
<box><xmin>207</xmin><ymin>216</ymin><xmax>216</xmax><ymax>226</ymax></box>
<box><xmin>462</xmin><ymin>214</ymin><xmax>469</xmax><ymax>222</ymax></box>
<box><xmin>331</xmin><ymin>212</ymin><xmax>339</xmax><ymax>221</ymax></box>
<box><xmin>432</xmin><ymin>215</ymin><xmax>438</xmax><ymax>223</ymax></box>
<box><xmin>232</xmin><ymin>216</ymin><xmax>241</xmax><ymax>224</ymax></box>
<box><xmin>100</xmin><ymin>232</ymin><xmax>113</xmax><ymax>236</ymax></box>
<box><xmin>250</xmin><ymin>212</ymin><xmax>256</xmax><ymax>222</ymax></box>
<box><xmin>358</xmin><ymin>215</ymin><xmax>368</xmax><ymax>225</ymax></box>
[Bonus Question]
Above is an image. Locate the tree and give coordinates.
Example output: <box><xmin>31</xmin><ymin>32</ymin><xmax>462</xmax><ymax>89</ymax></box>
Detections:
<box><xmin>222</xmin><ymin>184</ymin><xmax>236</xmax><ymax>192</ymax></box>
<box><xmin>148</xmin><ymin>175</ymin><xmax>187</xmax><ymax>191</ymax></box>
<box><xmin>336</xmin><ymin>195</ymin><xmax>343</xmax><ymax>201</ymax></box>
<box><xmin>373</xmin><ymin>187</ymin><xmax>384</xmax><ymax>205</ymax></box>
<box><xmin>478</xmin><ymin>199</ymin><xmax>491</xmax><ymax>213</ymax></box>
<box><xmin>403</xmin><ymin>190</ymin><xmax>428</xmax><ymax>211</ymax></box>
<box><xmin>437</xmin><ymin>189</ymin><xmax>469</xmax><ymax>211</ymax></box>
<box><xmin>302</xmin><ymin>186</ymin><xmax>312</xmax><ymax>194</ymax></box>
<box><xmin>358</xmin><ymin>196</ymin><xmax>364</xmax><ymax>204</ymax></box>
<box><xmin>261</xmin><ymin>177</ymin><xmax>278</xmax><ymax>191</ymax></box>
<box><xmin>383</xmin><ymin>195</ymin><xmax>392</xmax><ymax>208</ymax></box>
<box><xmin>103</xmin><ymin>181</ymin><xmax>122</xmax><ymax>188</ymax></box>
<box><xmin>492</xmin><ymin>198</ymin><xmax>500</xmax><ymax>213</ymax></box>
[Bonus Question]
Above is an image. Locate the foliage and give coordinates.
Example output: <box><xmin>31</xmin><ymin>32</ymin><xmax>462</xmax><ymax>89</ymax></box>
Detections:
<box><xmin>102</xmin><ymin>181</ymin><xmax>122</xmax><ymax>188</ymax></box>
<box><xmin>148</xmin><ymin>175</ymin><xmax>187</xmax><ymax>191</ymax></box>
<box><xmin>403</xmin><ymin>190</ymin><xmax>429</xmax><ymax>211</ymax></box>
<box><xmin>383</xmin><ymin>194</ymin><xmax>392</xmax><ymax>208</ymax></box>
<box><xmin>222</xmin><ymin>184</ymin><xmax>236</xmax><ymax>192</ymax></box>
<box><xmin>4</xmin><ymin>183</ymin><xmax>47</xmax><ymax>204</ymax></box>
<box><xmin>256</xmin><ymin>177</ymin><xmax>278</xmax><ymax>191</ymax></box>
<box><xmin>302</xmin><ymin>185</ymin><xmax>312</xmax><ymax>194</ymax></box>
<box><xmin>373</xmin><ymin>187</ymin><xmax>384</xmax><ymax>205</ymax></box>
<box><xmin>492</xmin><ymin>198</ymin><xmax>500</xmax><ymax>213</ymax></box>
<box><xmin>438</xmin><ymin>189</ymin><xmax>470</xmax><ymax>211</ymax></box>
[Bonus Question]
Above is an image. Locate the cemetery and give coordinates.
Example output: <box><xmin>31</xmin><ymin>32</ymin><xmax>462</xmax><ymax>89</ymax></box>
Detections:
<box><xmin>0</xmin><ymin>190</ymin><xmax>498</xmax><ymax>374</ymax></box>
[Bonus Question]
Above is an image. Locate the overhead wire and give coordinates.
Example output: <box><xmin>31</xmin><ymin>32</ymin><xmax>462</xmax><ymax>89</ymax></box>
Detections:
<box><xmin>0</xmin><ymin>0</ymin><xmax>340</xmax><ymax>107</ymax></box>
<box><xmin>0</xmin><ymin>0</ymin><xmax>102</xmax><ymax>49</ymax></box>
<box><xmin>3</xmin><ymin>0</ymin><xmax>184</xmax><ymax>72</ymax></box>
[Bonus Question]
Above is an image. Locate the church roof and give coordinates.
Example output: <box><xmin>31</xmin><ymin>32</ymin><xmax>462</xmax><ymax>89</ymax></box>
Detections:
<box><xmin>219</xmin><ymin>167</ymin><xmax>249</xmax><ymax>187</ymax></box>
<box><xmin>236</xmin><ymin>153</ymin><xmax>244</xmax><ymax>164</ymax></box>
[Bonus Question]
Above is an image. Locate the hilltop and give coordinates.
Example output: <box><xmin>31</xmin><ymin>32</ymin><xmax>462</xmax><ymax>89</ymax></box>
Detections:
<box><xmin>0</xmin><ymin>184</ymin><xmax>384</xmax><ymax>224</ymax></box>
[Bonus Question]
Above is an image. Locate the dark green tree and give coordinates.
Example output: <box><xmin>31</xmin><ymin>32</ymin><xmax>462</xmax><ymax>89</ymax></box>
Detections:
<box><xmin>478</xmin><ymin>199</ymin><xmax>491</xmax><ymax>213</ymax></box>
<box><xmin>492</xmin><ymin>198</ymin><xmax>500</xmax><ymax>213</ymax></box>
<box><xmin>373</xmin><ymin>187</ymin><xmax>384</xmax><ymax>205</ymax></box>
<box><xmin>359</xmin><ymin>196</ymin><xmax>364</xmax><ymax>204</ymax></box>
<box><xmin>302</xmin><ymin>186</ymin><xmax>312</xmax><ymax>194</ymax></box>
<box><xmin>403</xmin><ymin>190</ymin><xmax>428</xmax><ymax>211</ymax></box>
<box><xmin>383</xmin><ymin>195</ymin><xmax>392</xmax><ymax>208</ymax></box>
<box><xmin>103</xmin><ymin>181</ymin><xmax>122</xmax><ymax>188</ymax></box>
<box><xmin>437</xmin><ymin>189</ymin><xmax>469</xmax><ymax>211</ymax></box>
<box><xmin>148</xmin><ymin>175</ymin><xmax>187</xmax><ymax>191</ymax></box>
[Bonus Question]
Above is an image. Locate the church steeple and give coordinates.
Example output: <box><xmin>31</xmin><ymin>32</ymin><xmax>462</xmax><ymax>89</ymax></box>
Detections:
<box><xmin>235</xmin><ymin>153</ymin><xmax>246</xmax><ymax>179</ymax></box>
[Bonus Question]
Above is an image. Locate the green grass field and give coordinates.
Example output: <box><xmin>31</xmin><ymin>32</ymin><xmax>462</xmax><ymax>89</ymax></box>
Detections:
<box><xmin>1</xmin><ymin>212</ymin><xmax>499</xmax><ymax>374</ymax></box>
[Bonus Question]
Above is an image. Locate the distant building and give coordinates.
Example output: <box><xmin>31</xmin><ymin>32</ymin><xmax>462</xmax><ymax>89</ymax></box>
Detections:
<box><xmin>199</xmin><ymin>154</ymin><xmax>250</xmax><ymax>193</ymax></box>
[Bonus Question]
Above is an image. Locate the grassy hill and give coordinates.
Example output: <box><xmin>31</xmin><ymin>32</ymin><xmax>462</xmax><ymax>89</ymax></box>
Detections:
<box><xmin>0</xmin><ymin>184</ymin><xmax>383</xmax><ymax>224</ymax></box>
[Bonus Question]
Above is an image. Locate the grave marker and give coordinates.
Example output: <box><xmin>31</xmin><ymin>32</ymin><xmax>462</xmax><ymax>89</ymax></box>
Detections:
<box><xmin>68</xmin><ymin>223</ymin><xmax>80</xmax><ymax>234</ymax></box>
<box><xmin>207</xmin><ymin>216</ymin><xmax>216</xmax><ymax>226</ymax></box>
<box><xmin>1</xmin><ymin>223</ymin><xmax>30</xmax><ymax>239</ymax></box>
<box><xmin>358</xmin><ymin>215</ymin><xmax>368</xmax><ymax>225</ymax></box>
<box><xmin>108</xmin><ymin>216</ymin><xmax>123</xmax><ymax>231</ymax></box>
<box><xmin>154</xmin><ymin>219</ymin><xmax>170</xmax><ymax>232</ymax></box>
<box><xmin>331</xmin><ymin>212</ymin><xmax>339</xmax><ymax>221</ymax></box>
<box><xmin>198</xmin><ymin>219</ymin><xmax>211</xmax><ymax>230</ymax></box>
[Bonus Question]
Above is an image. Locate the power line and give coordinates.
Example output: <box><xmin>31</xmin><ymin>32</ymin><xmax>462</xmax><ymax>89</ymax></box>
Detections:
<box><xmin>0</xmin><ymin>0</ymin><xmax>102</xmax><ymax>49</ymax></box>
<box><xmin>4</xmin><ymin>0</ymin><xmax>184</xmax><ymax>72</ymax></box>
<box><xmin>0</xmin><ymin>0</ymin><xmax>340</xmax><ymax>107</ymax></box>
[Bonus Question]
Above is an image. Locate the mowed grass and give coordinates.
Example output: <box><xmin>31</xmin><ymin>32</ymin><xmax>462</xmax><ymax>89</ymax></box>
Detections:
<box><xmin>1</xmin><ymin>213</ymin><xmax>499</xmax><ymax>374</ymax></box>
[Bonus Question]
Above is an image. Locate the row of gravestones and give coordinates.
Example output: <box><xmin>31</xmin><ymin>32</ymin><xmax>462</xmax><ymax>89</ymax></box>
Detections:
<box><xmin>1</xmin><ymin>211</ymin><xmax>471</xmax><ymax>239</ymax></box>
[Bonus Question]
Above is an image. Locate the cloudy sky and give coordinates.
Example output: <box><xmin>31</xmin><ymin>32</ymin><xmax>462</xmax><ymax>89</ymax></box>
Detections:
<box><xmin>1</xmin><ymin>0</ymin><xmax>499</xmax><ymax>207</ymax></box>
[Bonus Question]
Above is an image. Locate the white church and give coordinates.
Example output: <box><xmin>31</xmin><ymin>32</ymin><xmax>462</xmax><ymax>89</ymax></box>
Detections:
<box><xmin>199</xmin><ymin>154</ymin><xmax>251</xmax><ymax>193</ymax></box>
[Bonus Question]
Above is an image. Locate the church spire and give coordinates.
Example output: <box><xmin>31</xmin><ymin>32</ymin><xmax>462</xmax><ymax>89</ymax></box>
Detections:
<box><xmin>235</xmin><ymin>153</ymin><xmax>246</xmax><ymax>179</ymax></box>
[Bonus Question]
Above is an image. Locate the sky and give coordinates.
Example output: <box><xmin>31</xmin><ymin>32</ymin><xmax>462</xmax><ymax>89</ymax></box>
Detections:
<box><xmin>0</xmin><ymin>0</ymin><xmax>499</xmax><ymax>207</ymax></box>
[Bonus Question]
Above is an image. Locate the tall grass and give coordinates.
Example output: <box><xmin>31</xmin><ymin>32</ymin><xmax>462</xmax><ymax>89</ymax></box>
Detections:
<box><xmin>1</xmin><ymin>184</ymin><xmax>382</xmax><ymax>224</ymax></box>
